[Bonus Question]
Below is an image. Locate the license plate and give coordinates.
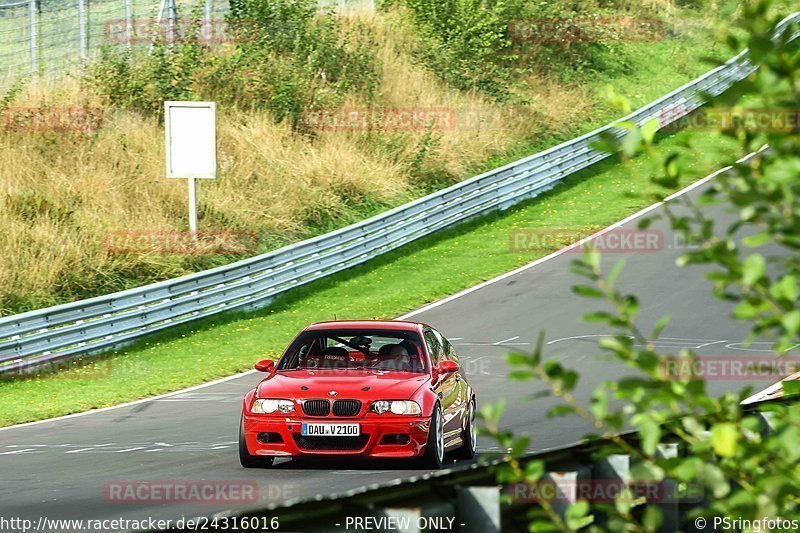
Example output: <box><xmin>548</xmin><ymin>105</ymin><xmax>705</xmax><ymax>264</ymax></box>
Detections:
<box><xmin>301</xmin><ymin>423</ymin><xmax>360</xmax><ymax>436</ymax></box>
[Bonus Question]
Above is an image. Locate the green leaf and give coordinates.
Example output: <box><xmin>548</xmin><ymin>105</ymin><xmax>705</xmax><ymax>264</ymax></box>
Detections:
<box><xmin>583</xmin><ymin>247</ymin><xmax>601</xmax><ymax>270</ymax></box>
<box><xmin>711</xmin><ymin>422</ymin><xmax>738</xmax><ymax>458</ymax></box>
<box><xmin>565</xmin><ymin>501</ymin><xmax>594</xmax><ymax>530</ymax></box>
<box><xmin>781</xmin><ymin>310</ymin><xmax>800</xmax><ymax>335</ymax></box>
<box><xmin>621</xmin><ymin>128</ymin><xmax>643</xmax><ymax>157</ymax></box>
<box><xmin>590</xmin><ymin>388</ymin><xmax>608</xmax><ymax>420</ymax></box>
<box><xmin>631</xmin><ymin>461</ymin><xmax>664</xmax><ymax>482</ymax></box>
<box><xmin>506</xmin><ymin>352</ymin><xmax>531</xmax><ymax>366</ymax></box>
<box><xmin>639</xmin><ymin>418</ymin><xmax>662</xmax><ymax>456</ymax></box>
<box><xmin>651</xmin><ymin>314</ymin><xmax>672</xmax><ymax>339</ymax></box>
<box><xmin>573</xmin><ymin>285</ymin><xmax>604</xmax><ymax>298</ymax></box>
<box><xmin>641</xmin><ymin>118</ymin><xmax>659</xmax><ymax>144</ymax></box>
<box><xmin>547</xmin><ymin>405</ymin><xmax>576</xmax><ymax>418</ymax></box>
<box><xmin>529</xmin><ymin>520</ymin><xmax>561</xmax><ymax>532</ymax></box>
<box><xmin>771</xmin><ymin>275</ymin><xmax>798</xmax><ymax>302</ymax></box>
<box><xmin>607</xmin><ymin>259</ymin><xmax>626</xmax><ymax>287</ymax></box>
<box><xmin>642</xmin><ymin>505</ymin><xmax>663</xmax><ymax>532</ymax></box>
<box><xmin>742</xmin><ymin>254</ymin><xmax>766</xmax><ymax>286</ymax></box>
<box><xmin>781</xmin><ymin>379</ymin><xmax>800</xmax><ymax>397</ymax></box>
<box><xmin>524</xmin><ymin>460</ymin><xmax>545</xmax><ymax>482</ymax></box>
<box><xmin>742</xmin><ymin>232</ymin><xmax>771</xmax><ymax>248</ymax></box>
<box><xmin>583</xmin><ymin>311</ymin><xmax>618</xmax><ymax>323</ymax></box>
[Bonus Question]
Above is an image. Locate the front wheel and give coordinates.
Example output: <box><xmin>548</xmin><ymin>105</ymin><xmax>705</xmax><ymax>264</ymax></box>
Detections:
<box><xmin>239</xmin><ymin>416</ymin><xmax>274</xmax><ymax>468</ymax></box>
<box><xmin>417</xmin><ymin>403</ymin><xmax>445</xmax><ymax>469</ymax></box>
<box><xmin>452</xmin><ymin>397</ymin><xmax>476</xmax><ymax>460</ymax></box>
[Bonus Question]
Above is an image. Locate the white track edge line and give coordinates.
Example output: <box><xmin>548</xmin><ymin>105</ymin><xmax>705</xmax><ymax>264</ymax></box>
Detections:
<box><xmin>0</xmin><ymin>148</ymin><xmax>764</xmax><ymax>433</ymax></box>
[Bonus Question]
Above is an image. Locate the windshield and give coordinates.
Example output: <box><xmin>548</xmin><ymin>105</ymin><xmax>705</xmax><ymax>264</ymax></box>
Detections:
<box><xmin>277</xmin><ymin>329</ymin><xmax>428</xmax><ymax>373</ymax></box>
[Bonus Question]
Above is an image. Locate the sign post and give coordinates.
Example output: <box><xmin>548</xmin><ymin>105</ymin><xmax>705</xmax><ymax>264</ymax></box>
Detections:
<box><xmin>164</xmin><ymin>101</ymin><xmax>217</xmax><ymax>240</ymax></box>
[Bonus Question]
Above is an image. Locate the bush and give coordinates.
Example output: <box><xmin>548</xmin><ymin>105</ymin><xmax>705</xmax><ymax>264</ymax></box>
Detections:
<box><xmin>86</xmin><ymin>0</ymin><xmax>379</xmax><ymax>129</ymax></box>
<box><xmin>85</xmin><ymin>40</ymin><xmax>203</xmax><ymax>118</ymax></box>
<box><xmin>401</xmin><ymin>0</ymin><xmax>525</xmax><ymax>99</ymax></box>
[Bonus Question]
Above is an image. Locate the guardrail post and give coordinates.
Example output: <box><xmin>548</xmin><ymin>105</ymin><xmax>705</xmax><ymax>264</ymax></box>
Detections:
<box><xmin>167</xmin><ymin>0</ymin><xmax>177</xmax><ymax>45</ymax></box>
<box><xmin>378</xmin><ymin>501</ymin><xmax>456</xmax><ymax>533</ymax></box>
<box><xmin>382</xmin><ymin>508</ymin><xmax>419</xmax><ymax>533</ymax></box>
<box><xmin>542</xmin><ymin>466</ymin><xmax>591</xmax><ymax>519</ymax></box>
<box><xmin>457</xmin><ymin>486</ymin><xmax>500</xmax><ymax>533</ymax></box>
<box><xmin>124</xmin><ymin>0</ymin><xmax>132</xmax><ymax>50</ymax></box>
<box><xmin>657</xmin><ymin>442</ymin><xmax>680</xmax><ymax>532</ymax></box>
<box><xmin>204</xmin><ymin>0</ymin><xmax>212</xmax><ymax>42</ymax></box>
<box><xmin>28</xmin><ymin>0</ymin><xmax>38</xmax><ymax>78</ymax></box>
<box><xmin>594</xmin><ymin>453</ymin><xmax>630</xmax><ymax>483</ymax></box>
<box><xmin>77</xmin><ymin>0</ymin><xmax>87</xmax><ymax>64</ymax></box>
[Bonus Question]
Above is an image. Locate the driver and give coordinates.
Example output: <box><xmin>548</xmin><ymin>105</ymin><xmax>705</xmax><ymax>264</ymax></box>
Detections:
<box><xmin>375</xmin><ymin>344</ymin><xmax>412</xmax><ymax>371</ymax></box>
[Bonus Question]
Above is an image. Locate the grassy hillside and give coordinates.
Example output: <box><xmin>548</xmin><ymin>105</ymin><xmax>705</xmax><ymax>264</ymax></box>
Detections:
<box><xmin>0</xmin><ymin>0</ymin><xmax>732</xmax><ymax>315</ymax></box>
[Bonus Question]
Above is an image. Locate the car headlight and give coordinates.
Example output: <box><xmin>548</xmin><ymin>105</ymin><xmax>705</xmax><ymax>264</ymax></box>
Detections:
<box><xmin>251</xmin><ymin>399</ymin><xmax>295</xmax><ymax>414</ymax></box>
<box><xmin>371</xmin><ymin>400</ymin><xmax>421</xmax><ymax>415</ymax></box>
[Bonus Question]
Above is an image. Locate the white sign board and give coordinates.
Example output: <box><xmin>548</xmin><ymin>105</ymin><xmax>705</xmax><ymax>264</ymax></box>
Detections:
<box><xmin>165</xmin><ymin>101</ymin><xmax>217</xmax><ymax>179</ymax></box>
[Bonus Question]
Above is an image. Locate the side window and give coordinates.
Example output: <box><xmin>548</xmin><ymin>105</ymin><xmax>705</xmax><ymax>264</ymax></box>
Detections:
<box><xmin>434</xmin><ymin>329</ymin><xmax>457</xmax><ymax>361</ymax></box>
<box><xmin>443</xmin><ymin>337</ymin><xmax>458</xmax><ymax>362</ymax></box>
<box><xmin>424</xmin><ymin>330</ymin><xmax>442</xmax><ymax>366</ymax></box>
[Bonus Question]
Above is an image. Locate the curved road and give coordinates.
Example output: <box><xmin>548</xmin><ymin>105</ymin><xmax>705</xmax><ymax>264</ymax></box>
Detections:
<box><xmin>1</xmin><ymin>176</ymin><xmax>791</xmax><ymax>530</ymax></box>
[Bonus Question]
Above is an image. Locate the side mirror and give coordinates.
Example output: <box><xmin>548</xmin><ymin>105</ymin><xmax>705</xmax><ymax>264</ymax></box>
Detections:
<box><xmin>438</xmin><ymin>360</ymin><xmax>459</xmax><ymax>374</ymax></box>
<box><xmin>254</xmin><ymin>360</ymin><xmax>275</xmax><ymax>373</ymax></box>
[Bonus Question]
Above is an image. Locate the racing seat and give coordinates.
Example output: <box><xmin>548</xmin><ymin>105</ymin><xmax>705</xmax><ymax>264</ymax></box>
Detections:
<box><xmin>375</xmin><ymin>344</ymin><xmax>411</xmax><ymax>371</ymax></box>
<box><xmin>300</xmin><ymin>346</ymin><xmax>351</xmax><ymax>369</ymax></box>
<box><xmin>319</xmin><ymin>346</ymin><xmax>351</xmax><ymax>368</ymax></box>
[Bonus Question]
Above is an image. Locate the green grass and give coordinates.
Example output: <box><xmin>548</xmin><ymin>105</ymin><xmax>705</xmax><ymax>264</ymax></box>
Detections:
<box><xmin>0</xmin><ymin>128</ymin><xmax>741</xmax><ymax>427</ymax></box>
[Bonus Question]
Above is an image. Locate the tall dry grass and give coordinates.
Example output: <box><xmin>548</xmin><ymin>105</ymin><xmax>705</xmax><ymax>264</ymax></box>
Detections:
<box><xmin>0</xmin><ymin>10</ymin><xmax>598</xmax><ymax>315</ymax></box>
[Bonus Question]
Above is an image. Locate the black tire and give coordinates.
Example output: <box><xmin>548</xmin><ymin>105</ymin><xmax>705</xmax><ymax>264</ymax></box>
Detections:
<box><xmin>452</xmin><ymin>397</ymin><xmax>476</xmax><ymax>460</ymax></box>
<box><xmin>417</xmin><ymin>403</ymin><xmax>445</xmax><ymax>469</ymax></box>
<box><xmin>239</xmin><ymin>416</ymin><xmax>274</xmax><ymax>468</ymax></box>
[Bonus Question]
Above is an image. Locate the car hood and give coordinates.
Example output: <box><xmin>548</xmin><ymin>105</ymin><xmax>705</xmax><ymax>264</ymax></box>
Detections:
<box><xmin>256</xmin><ymin>370</ymin><xmax>430</xmax><ymax>400</ymax></box>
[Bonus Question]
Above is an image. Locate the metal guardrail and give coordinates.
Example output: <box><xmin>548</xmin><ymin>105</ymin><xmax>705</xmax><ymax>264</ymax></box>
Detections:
<box><xmin>1</xmin><ymin>13</ymin><xmax>798</xmax><ymax>374</ymax></box>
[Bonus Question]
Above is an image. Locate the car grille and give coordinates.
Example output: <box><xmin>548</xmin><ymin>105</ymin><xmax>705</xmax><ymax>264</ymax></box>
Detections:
<box><xmin>293</xmin><ymin>434</ymin><xmax>370</xmax><ymax>451</ymax></box>
<box><xmin>302</xmin><ymin>399</ymin><xmax>331</xmax><ymax>417</ymax></box>
<box><xmin>332</xmin><ymin>400</ymin><xmax>362</xmax><ymax>417</ymax></box>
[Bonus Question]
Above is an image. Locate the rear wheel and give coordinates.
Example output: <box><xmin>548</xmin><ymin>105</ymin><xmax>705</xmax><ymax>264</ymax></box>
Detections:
<box><xmin>418</xmin><ymin>403</ymin><xmax>444</xmax><ymax>469</ymax></box>
<box><xmin>452</xmin><ymin>397</ymin><xmax>476</xmax><ymax>460</ymax></box>
<box><xmin>239</xmin><ymin>416</ymin><xmax>274</xmax><ymax>468</ymax></box>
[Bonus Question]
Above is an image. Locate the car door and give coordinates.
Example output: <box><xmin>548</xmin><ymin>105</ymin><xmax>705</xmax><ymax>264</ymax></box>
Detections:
<box><xmin>425</xmin><ymin>329</ymin><xmax>462</xmax><ymax>448</ymax></box>
<box><xmin>439</xmin><ymin>331</ymin><xmax>471</xmax><ymax>444</ymax></box>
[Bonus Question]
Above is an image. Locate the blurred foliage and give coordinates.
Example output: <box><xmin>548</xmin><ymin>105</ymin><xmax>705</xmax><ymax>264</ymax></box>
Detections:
<box><xmin>482</xmin><ymin>0</ymin><xmax>800</xmax><ymax>530</ymax></box>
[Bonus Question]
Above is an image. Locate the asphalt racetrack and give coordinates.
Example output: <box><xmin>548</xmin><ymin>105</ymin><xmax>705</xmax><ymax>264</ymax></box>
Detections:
<box><xmin>1</xmin><ymin>178</ymin><xmax>792</xmax><ymax>529</ymax></box>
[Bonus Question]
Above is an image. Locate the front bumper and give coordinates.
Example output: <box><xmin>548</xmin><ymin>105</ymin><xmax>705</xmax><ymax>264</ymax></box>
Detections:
<box><xmin>243</xmin><ymin>414</ymin><xmax>430</xmax><ymax>459</ymax></box>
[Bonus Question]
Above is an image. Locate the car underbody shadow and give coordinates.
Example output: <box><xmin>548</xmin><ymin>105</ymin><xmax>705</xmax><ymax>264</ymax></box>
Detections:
<box><xmin>267</xmin><ymin>455</ymin><xmax>475</xmax><ymax>471</ymax></box>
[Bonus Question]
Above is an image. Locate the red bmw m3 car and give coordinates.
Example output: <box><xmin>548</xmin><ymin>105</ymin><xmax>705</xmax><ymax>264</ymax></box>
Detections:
<box><xmin>239</xmin><ymin>320</ymin><xmax>476</xmax><ymax>468</ymax></box>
